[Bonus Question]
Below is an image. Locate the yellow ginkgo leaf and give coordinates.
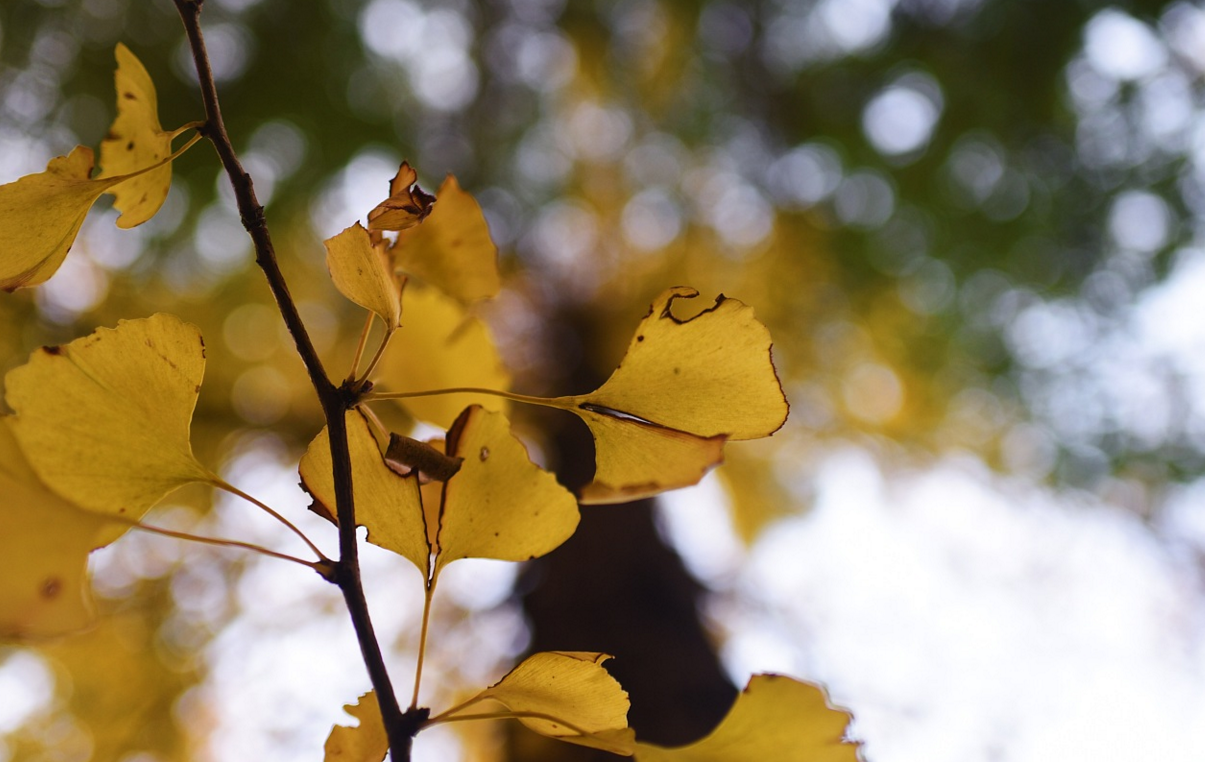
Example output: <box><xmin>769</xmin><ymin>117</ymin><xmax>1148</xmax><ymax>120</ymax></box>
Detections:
<box><xmin>434</xmin><ymin>406</ymin><xmax>579</xmax><ymax>574</ymax></box>
<box><xmin>0</xmin><ymin>418</ymin><xmax>126</xmax><ymax>640</ymax></box>
<box><xmin>634</xmin><ymin>675</ymin><xmax>859</xmax><ymax>762</ymax></box>
<box><xmin>562</xmin><ymin>287</ymin><xmax>788</xmax><ymax>440</ymax></box>
<box><xmin>393</xmin><ymin>174</ymin><xmax>500</xmax><ymax>303</ymax></box>
<box><xmin>0</xmin><ymin>146</ymin><xmax>127</xmax><ymax>291</ymax></box>
<box><xmin>324</xmin><ymin>222</ymin><xmax>402</xmax><ymax>330</ymax></box>
<box><xmin>324</xmin><ymin>691</ymin><xmax>389</xmax><ymax>762</ymax></box>
<box><xmin>375</xmin><ymin>284</ymin><xmax>510</xmax><ymax>429</ymax></box>
<box><xmin>575</xmin><ymin>407</ymin><xmax>725</xmax><ymax>505</ymax></box>
<box><xmin>545</xmin><ymin>287</ymin><xmax>786</xmax><ymax>503</ymax></box>
<box><xmin>98</xmin><ymin>43</ymin><xmax>174</xmax><ymax>229</ymax></box>
<box><xmin>5</xmin><ymin>313</ymin><xmax>214</xmax><ymax>517</ymax></box>
<box><xmin>366</xmin><ymin>162</ymin><xmax>435</xmax><ymax>232</ymax></box>
<box><xmin>469</xmin><ymin>651</ymin><xmax>635</xmax><ymax>755</ymax></box>
<box><xmin>299</xmin><ymin>410</ymin><xmax>427</xmax><ymax>574</ymax></box>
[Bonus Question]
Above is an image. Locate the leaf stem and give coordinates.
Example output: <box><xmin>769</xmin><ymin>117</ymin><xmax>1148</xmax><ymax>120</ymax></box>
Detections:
<box><xmin>410</xmin><ymin>578</ymin><xmax>437</xmax><ymax>711</ymax></box>
<box><xmin>366</xmin><ymin>387</ymin><xmax>567</xmax><ymax>409</ymax></box>
<box><xmin>358</xmin><ymin>403</ymin><xmax>391</xmax><ymax>443</ymax></box>
<box><xmin>426</xmin><ymin>695</ymin><xmax>486</xmax><ymax>724</ymax></box>
<box><xmin>347</xmin><ymin>312</ymin><xmax>374</xmax><ymax>383</ymax></box>
<box><xmin>173</xmin><ymin>2</ymin><xmax>417</xmax><ymax>757</ymax></box>
<box><xmin>355</xmin><ymin>328</ymin><xmax>394</xmax><ymax>391</ymax></box>
<box><xmin>124</xmin><ymin>518</ymin><xmax>325</xmax><ymax>571</ymax></box>
<box><xmin>431</xmin><ymin>709</ymin><xmax>595</xmax><ymax>737</ymax></box>
<box><xmin>211</xmin><ymin>477</ymin><xmax>327</xmax><ymax>561</ymax></box>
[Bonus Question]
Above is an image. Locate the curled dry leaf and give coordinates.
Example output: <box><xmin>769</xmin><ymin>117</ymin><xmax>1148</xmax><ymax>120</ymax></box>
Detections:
<box><xmin>366</xmin><ymin>161</ymin><xmax>435</xmax><ymax>232</ymax></box>
<box><xmin>299</xmin><ymin>410</ymin><xmax>427</xmax><ymax>575</ymax></box>
<box><xmin>0</xmin><ymin>418</ymin><xmax>126</xmax><ymax>640</ymax></box>
<box><xmin>98</xmin><ymin>43</ymin><xmax>174</xmax><ymax>229</ymax></box>
<box><xmin>324</xmin><ymin>691</ymin><xmax>389</xmax><ymax>762</ymax></box>
<box><xmin>467</xmin><ymin>651</ymin><xmax>635</xmax><ymax>755</ymax></box>
<box><xmin>0</xmin><ymin>147</ymin><xmax>127</xmax><ymax>291</ymax></box>
<box><xmin>4</xmin><ymin>313</ymin><xmax>214</xmax><ymax>517</ymax></box>
<box><xmin>393</xmin><ymin>174</ymin><xmax>501</xmax><ymax>303</ymax></box>
<box><xmin>634</xmin><ymin>675</ymin><xmax>859</xmax><ymax>762</ymax></box>
<box><xmin>324</xmin><ymin>222</ymin><xmax>402</xmax><ymax>330</ymax></box>
<box><xmin>550</xmin><ymin>287</ymin><xmax>788</xmax><ymax>504</ymax></box>
<box><xmin>376</xmin><ymin>283</ymin><xmax>510</xmax><ymax>429</ymax></box>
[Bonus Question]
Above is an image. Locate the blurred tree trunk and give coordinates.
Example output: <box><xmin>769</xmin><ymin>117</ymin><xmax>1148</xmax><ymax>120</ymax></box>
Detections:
<box><xmin>506</xmin><ymin>306</ymin><xmax>737</xmax><ymax>761</ymax></box>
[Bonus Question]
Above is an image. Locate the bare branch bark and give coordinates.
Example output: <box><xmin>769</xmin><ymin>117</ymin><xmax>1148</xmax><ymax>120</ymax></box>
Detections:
<box><xmin>171</xmin><ymin>1</ymin><xmax>422</xmax><ymax>756</ymax></box>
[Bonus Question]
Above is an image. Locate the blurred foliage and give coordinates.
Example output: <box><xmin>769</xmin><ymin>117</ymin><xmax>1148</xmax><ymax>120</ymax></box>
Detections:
<box><xmin>3</xmin><ymin>0</ymin><xmax>1204</xmax><ymax>758</ymax></box>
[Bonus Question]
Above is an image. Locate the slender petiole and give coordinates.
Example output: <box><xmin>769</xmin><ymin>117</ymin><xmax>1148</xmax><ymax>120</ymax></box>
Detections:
<box><xmin>429</xmin><ymin>709</ymin><xmax>595</xmax><ymax>737</ymax></box>
<box><xmin>211</xmin><ymin>477</ymin><xmax>328</xmax><ymax>561</ymax></box>
<box><xmin>347</xmin><ymin>313</ymin><xmax>375</xmax><ymax>383</ymax></box>
<box><xmin>365</xmin><ymin>387</ymin><xmax>561</xmax><ymax>409</ymax></box>
<box><xmin>109</xmin><ymin>513</ymin><xmax>323</xmax><ymax>570</ymax></box>
<box><xmin>426</xmin><ymin>695</ymin><xmax>487</xmax><ymax>724</ymax></box>
<box><xmin>358</xmin><ymin>403</ymin><xmax>391</xmax><ymax>443</ymax></box>
<box><xmin>355</xmin><ymin>328</ymin><xmax>395</xmax><ymax>391</ymax></box>
<box><xmin>169</xmin><ymin>120</ymin><xmax>206</xmax><ymax>139</ymax></box>
<box><xmin>410</xmin><ymin>577</ymin><xmax>438</xmax><ymax>711</ymax></box>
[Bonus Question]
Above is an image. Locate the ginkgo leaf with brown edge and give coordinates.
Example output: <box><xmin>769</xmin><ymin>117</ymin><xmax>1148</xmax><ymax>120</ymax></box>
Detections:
<box><xmin>574</xmin><ymin>406</ymin><xmax>725</xmax><ymax>505</ymax></box>
<box><xmin>299</xmin><ymin>409</ymin><xmax>427</xmax><ymax>575</ymax></box>
<box><xmin>98</xmin><ymin>43</ymin><xmax>175</xmax><ymax>228</ymax></box>
<box><xmin>392</xmin><ymin>174</ymin><xmax>500</xmax><ymax>303</ymax></box>
<box><xmin>4</xmin><ymin>313</ymin><xmax>215</xmax><ymax>518</ymax></box>
<box><xmin>449</xmin><ymin>651</ymin><xmax>634</xmax><ymax>755</ymax></box>
<box><xmin>324</xmin><ymin>691</ymin><xmax>389</xmax><ymax>762</ymax></box>
<box><xmin>633</xmin><ymin>674</ymin><xmax>859</xmax><ymax>762</ymax></box>
<box><xmin>366</xmin><ymin>161</ymin><xmax>435</xmax><ymax>232</ymax></box>
<box><xmin>0</xmin><ymin>417</ymin><xmax>127</xmax><ymax>640</ymax></box>
<box><xmin>375</xmin><ymin>283</ymin><xmax>510</xmax><ymax>429</ymax></box>
<box><xmin>324</xmin><ymin>222</ymin><xmax>402</xmax><ymax>330</ymax></box>
<box><xmin>432</xmin><ymin>405</ymin><xmax>579</xmax><ymax>575</ymax></box>
<box><xmin>0</xmin><ymin>146</ymin><xmax>129</xmax><ymax>291</ymax></box>
<box><xmin>545</xmin><ymin>287</ymin><xmax>787</xmax><ymax>503</ymax></box>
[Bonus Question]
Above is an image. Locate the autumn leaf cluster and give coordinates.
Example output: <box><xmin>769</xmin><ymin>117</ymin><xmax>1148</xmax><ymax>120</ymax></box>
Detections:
<box><xmin>0</xmin><ymin>37</ymin><xmax>858</xmax><ymax>762</ymax></box>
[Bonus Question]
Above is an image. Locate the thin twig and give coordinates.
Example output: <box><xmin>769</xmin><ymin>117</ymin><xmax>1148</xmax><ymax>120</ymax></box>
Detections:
<box><xmin>171</xmin><ymin>1</ymin><xmax>418</xmax><ymax>757</ymax></box>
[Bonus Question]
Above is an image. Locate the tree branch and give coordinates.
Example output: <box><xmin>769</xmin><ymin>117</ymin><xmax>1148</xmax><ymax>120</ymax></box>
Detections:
<box><xmin>171</xmin><ymin>1</ymin><xmax>418</xmax><ymax>757</ymax></box>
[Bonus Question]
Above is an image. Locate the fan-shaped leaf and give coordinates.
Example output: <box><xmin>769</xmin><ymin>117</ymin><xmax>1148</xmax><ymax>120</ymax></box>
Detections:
<box><xmin>469</xmin><ymin>651</ymin><xmax>634</xmax><ymax>755</ymax></box>
<box><xmin>0</xmin><ymin>146</ymin><xmax>126</xmax><ymax>291</ymax></box>
<box><xmin>0</xmin><ymin>419</ymin><xmax>126</xmax><ymax>640</ymax></box>
<box><xmin>375</xmin><ymin>284</ymin><xmax>510</xmax><ymax>428</ymax></box>
<box><xmin>634</xmin><ymin>675</ymin><xmax>859</xmax><ymax>762</ymax></box>
<box><xmin>393</xmin><ymin>174</ymin><xmax>500</xmax><ymax>303</ymax></box>
<box><xmin>324</xmin><ymin>691</ymin><xmax>388</xmax><ymax>762</ymax></box>
<box><xmin>434</xmin><ymin>406</ymin><xmax>579</xmax><ymax>573</ymax></box>
<box><xmin>5</xmin><ymin>313</ymin><xmax>213</xmax><ymax>517</ymax></box>
<box><xmin>98</xmin><ymin>43</ymin><xmax>173</xmax><ymax>229</ymax></box>
<box><xmin>324</xmin><ymin>222</ymin><xmax>402</xmax><ymax>330</ymax></box>
<box><xmin>299</xmin><ymin>410</ymin><xmax>427</xmax><ymax>574</ymax></box>
<box><xmin>550</xmin><ymin>287</ymin><xmax>787</xmax><ymax>503</ymax></box>
<box><xmin>575</xmin><ymin>407</ymin><xmax>725</xmax><ymax>505</ymax></box>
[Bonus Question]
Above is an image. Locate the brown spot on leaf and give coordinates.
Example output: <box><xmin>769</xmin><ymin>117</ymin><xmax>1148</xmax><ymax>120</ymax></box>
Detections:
<box><xmin>122</xmin><ymin>91</ymin><xmax>138</xmax><ymax>100</ymax></box>
<box><xmin>479</xmin><ymin>446</ymin><xmax>490</xmax><ymax>462</ymax></box>
<box><xmin>40</xmin><ymin>577</ymin><xmax>62</xmax><ymax>599</ymax></box>
<box><xmin>636</xmin><ymin>335</ymin><xmax>645</xmax><ymax>342</ymax></box>
<box><xmin>127</xmin><ymin>140</ymin><xmax>135</xmax><ymax>150</ymax></box>
<box><xmin>42</xmin><ymin>345</ymin><xmax>63</xmax><ymax>355</ymax></box>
